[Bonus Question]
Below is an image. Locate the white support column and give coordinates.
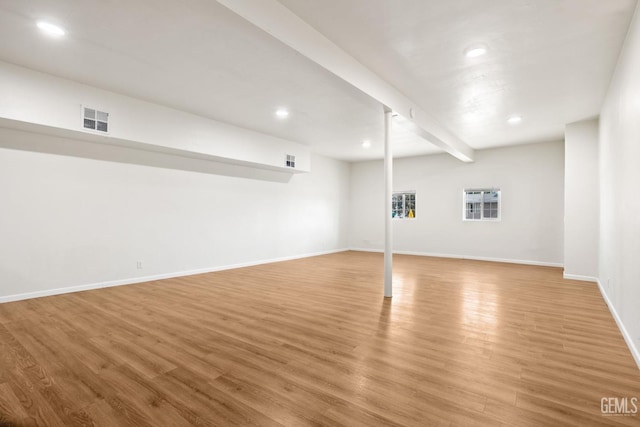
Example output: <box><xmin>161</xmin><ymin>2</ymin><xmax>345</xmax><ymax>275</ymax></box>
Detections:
<box><xmin>384</xmin><ymin>107</ymin><xmax>393</xmax><ymax>298</ymax></box>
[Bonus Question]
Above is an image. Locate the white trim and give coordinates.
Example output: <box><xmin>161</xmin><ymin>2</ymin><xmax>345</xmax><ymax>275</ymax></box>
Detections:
<box><xmin>0</xmin><ymin>248</ymin><xmax>349</xmax><ymax>304</ymax></box>
<box><xmin>597</xmin><ymin>279</ymin><xmax>640</xmax><ymax>369</ymax></box>
<box><xmin>349</xmin><ymin>248</ymin><xmax>563</xmax><ymax>268</ymax></box>
<box><xmin>562</xmin><ymin>273</ymin><xmax>598</xmax><ymax>282</ymax></box>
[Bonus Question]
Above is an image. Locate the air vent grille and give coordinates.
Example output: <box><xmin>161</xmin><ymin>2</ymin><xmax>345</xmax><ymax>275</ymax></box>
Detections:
<box><xmin>83</xmin><ymin>106</ymin><xmax>109</xmax><ymax>133</ymax></box>
<box><xmin>285</xmin><ymin>154</ymin><xmax>296</xmax><ymax>168</ymax></box>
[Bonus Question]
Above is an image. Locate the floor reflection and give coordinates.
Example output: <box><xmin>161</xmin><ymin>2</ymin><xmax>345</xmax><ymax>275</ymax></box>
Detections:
<box><xmin>458</xmin><ymin>272</ymin><xmax>500</xmax><ymax>337</ymax></box>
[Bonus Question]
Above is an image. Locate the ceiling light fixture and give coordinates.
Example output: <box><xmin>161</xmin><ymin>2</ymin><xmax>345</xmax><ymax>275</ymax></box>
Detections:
<box><xmin>465</xmin><ymin>46</ymin><xmax>487</xmax><ymax>58</ymax></box>
<box><xmin>507</xmin><ymin>115</ymin><xmax>522</xmax><ymax>125</ymax></box>
<box><xmin>275</xmin><ymin>109</ymin><xmax>289</xmax><ymax>119</ymax></box>
<box><xmin>362</xmin><ymin>140</ymin><xmax>371</xmax><ymax>148</ymax></box>
<box><xmin>37</xmin><ymin>21</ymin><xmax>66</xmax><ymax>37</ymax></box>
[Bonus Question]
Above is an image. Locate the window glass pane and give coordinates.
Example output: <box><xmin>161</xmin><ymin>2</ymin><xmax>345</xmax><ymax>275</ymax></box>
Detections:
<box><xmin>467</xmin><ymin>192</ymin><xmax>480</xmax><ymax>202</ymax></box>
<box><xmin>466</xmin><ymin>200</ymin><xmax>481</xmax><ymax>220</ymax></box>
<box><xmin>392</xmin><ymin>194</ymin><xmax>400</xmax><ymax>218</ymax></box>
<box><xmin>96</xmin><ymin>111</ymin><xmax>108</xmax><ymax>122</ymax></box>
<box><xmin>407</xmin><ymin>193</ymin><xmax>415</xmax><ymax>218</ymax></box>
<box><xmin>83</xmin><ymin>118</ymin><xmax>96</xmax><ymax>129</ymax></box>
<box><xmin>96</xmin><ymin>121</ymin><xmax>108</xmax><ymax>132</ymax></box>
<box><xmin>84</xmin><ymin>108</ymin><xmax>95</xmax><ymax>119</ymax></box>
<box><xmin>484</xmin><ymin>191</ymin><xmax>497</xmax><ymax>201</ymax></box>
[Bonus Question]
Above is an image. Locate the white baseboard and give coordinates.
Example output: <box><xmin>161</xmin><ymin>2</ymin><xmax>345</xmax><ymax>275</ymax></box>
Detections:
<box><xmin>349</xmin><ymin>248</ymin><xmax>563</xmax><ymax>268</ymax></box>
<box><xmin>597</xmin><ymin>279</ymin><xmax>640</xmax><ymax>369</ymax></box>
<box><xmin>0</xmin><ymin>248</ymin><xmax>349</xmax><ymax>304</ymax></box>
<box><xmin>563</xmin><ymin>273</ymin><xmax>598</xmax><ymax>282</ymax></box>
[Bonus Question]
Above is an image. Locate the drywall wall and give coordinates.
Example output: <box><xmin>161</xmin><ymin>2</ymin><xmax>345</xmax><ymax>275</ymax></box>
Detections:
<box><xmin>599</xmin><ymin>4</ymin><xmax>640</xmax><ymax>366</ymax></box>
<box><xmin>564</xmin><ymin>119</ymin><xmax>599</xmax><ymax>280</ymax></box>
<box><xmin>349</xmin><ymin>141</ymin><xmax>564</xmax><ymax>266</ymax></box>
<box><xmin>0</xmin><ymin>128</ymin><xmax>349</xmax><ymax>301</ymax></box>
<box><xmin>0</xmin><ymin>60</ymin><xmax>310</xmax><ymax>172</ymax></box>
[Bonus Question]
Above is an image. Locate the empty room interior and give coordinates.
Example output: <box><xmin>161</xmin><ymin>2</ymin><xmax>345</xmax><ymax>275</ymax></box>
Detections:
<box><xmin>1</xmin><ymin>0</ymin><xmax>640</xmax><ymax>426</ymax></box>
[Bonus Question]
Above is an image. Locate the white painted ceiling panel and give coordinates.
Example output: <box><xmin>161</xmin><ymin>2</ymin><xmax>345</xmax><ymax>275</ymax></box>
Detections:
<box><xmin>278</xmin><ymin>0</ymin><xmax>637</xmax><ymax>150</ymax></box>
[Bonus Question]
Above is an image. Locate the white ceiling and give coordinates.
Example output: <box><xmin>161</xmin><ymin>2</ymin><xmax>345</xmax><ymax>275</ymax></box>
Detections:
<box><xmin>0</xmin><ymin>0</ymin><xmax>636</xmax><ymax>161</ymax></box>
<box><xmin>278</xmin><ymin>0</ymin><xmax>636</xmax><ymax>149</ymax></box>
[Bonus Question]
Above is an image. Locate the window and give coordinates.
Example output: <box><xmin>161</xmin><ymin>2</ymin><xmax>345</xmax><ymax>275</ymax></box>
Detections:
<box><xmin>464</xmin><ymin>189</ymin><xmax>500</xmax><ymax>221</ymax></box>
<box><xmin>83</xmin><ymin>106</ymin><xmax>109</xmax><ymax>133</ymax></box>
<box><xmin>285</xmin><ymin>154</ymin><xmax>296</xmax><ymax>168</ymax></box>
<box><xmin>392</xmin><ymin>192</ymin><xmax>416</xmax><ymax>219</ymax></box>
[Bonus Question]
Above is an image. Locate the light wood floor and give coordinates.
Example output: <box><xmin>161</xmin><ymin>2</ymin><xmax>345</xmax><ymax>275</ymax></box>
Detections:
<box><xmin>0</xmin><ymin>251</ymin><xmax>638</xmax><ymax>426</ymax></box>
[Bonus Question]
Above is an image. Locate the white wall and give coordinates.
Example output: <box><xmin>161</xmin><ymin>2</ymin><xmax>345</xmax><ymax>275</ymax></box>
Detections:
<box><xmin>564</xmin><ymin>119</ymin><xmax>599</xmax><ymax>280</ymax></box>
<box><xmin>598</xmin><ymin>4</ymin><xmax>640</xmax><ymax>366</ymax></box>
<box><xmin>0</xmin><ymin>128</ymin><xmax>349</xmax><ymax>302</ymax></box>
<box><xmin>349</xmin><ymin>141</ymin><xmax>564</xmax><ymax>266</ymax></box>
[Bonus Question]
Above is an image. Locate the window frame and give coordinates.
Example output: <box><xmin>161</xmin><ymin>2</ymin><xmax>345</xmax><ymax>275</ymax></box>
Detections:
<box><xmin>392</xmin><ymin>191</ymin><xmax>416</xmax><ymax>220</ymax></box>
<box><xmin>285</xmin><ymin>154</ymin><xmax>296</xmax><ymax>168</ymax></box>
<box><xmin>81</xmin><ymin>105</ymin><xmax>110</xmax><ymax>134</ymax></box>
<box><xmin>462</xmin><ymin>188</ymin><xmax>501</xmax><ymax>222</ymax></box>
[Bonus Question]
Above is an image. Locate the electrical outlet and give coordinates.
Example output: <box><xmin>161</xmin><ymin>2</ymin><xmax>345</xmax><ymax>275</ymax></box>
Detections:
<box><xmin>137</xmin><ymin>261</ymin><xmax>143</xmax><ymax>269</ymax></box>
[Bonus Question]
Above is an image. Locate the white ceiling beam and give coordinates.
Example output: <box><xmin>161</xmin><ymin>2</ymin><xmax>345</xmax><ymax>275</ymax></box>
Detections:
<box><xmin>216</xmin><ymin>0</ymin><xmax>475</xmax><ymax>162</ymax></box>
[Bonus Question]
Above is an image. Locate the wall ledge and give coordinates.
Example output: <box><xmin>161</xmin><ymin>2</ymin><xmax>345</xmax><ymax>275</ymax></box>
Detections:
<box><xmin>0</xmin><ymin>117</ymin><xmax>307</xmax><ymax>175</ymax></box>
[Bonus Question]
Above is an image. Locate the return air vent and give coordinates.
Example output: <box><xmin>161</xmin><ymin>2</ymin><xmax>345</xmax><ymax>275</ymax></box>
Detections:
<box><xmin>82</xmin><ymin>106</ymin><xmax>109</xmax><ymax>133</ymax></box>
<box><xmin>285</xmin><ymin>154</ymin><xmax>296</xmax><ymax>168</ymax></box>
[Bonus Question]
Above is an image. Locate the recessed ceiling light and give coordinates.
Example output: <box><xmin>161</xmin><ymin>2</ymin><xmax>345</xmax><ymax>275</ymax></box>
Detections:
<box><xmin>275</xmin><ymin>109</ymin><xmax>289</xmax><ymax>119</ymax></box>
<box><xmin>507</xmin><ymin>115</ymin><xmax>522</xmax><ymax>124</ymax></box>
<box><xmin>362</xmin><ymin>140</ymin><xmax>371</xmax><ymax>148</ymax></box>
<box><xmin>465</xmin><ymin>46</ymin><xmax>487</xmax><ymax>58</ymax></box>
<box><xmin>37</xmin><ymin>21</ymin><xmax>66</xmax><ymax>37</ymax></box>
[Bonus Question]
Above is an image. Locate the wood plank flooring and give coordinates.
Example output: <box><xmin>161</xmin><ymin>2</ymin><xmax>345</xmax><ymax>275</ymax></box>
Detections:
<box><xmin>0</xmin><ymin>251</ymin><xmax>638</xmax><ymax>426</ymax></box>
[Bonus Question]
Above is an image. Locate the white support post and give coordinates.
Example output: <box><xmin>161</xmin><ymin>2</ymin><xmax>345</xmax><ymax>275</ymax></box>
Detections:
<box><xmin>384</xmin><ymin>107</ymin><xmax>393</xmax><ymax>298</ymax></box>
